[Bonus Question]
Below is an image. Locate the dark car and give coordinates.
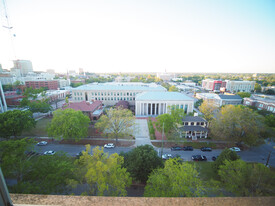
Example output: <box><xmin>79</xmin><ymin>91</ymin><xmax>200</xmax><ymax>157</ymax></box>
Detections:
<box><xmin>212</xmin><ymin>156</ymin><xmax>217</xmax><ymax>161</ymax></box>
<box><xmin>183</xmin><ymin>146</ymin><xmax>193</xmax><ymax>151</ymax></box>
<box><xmin>200</xmin><ymin>147</ymin><xmax>212</xmax><ymax>152</ymax></box>
<box><xmin>171</xmin><ymin>146</ymin><xmax>182</xmax><ymax>151</ymax></box>
<box><xmin>192</xmin><ymin>155</ymin><xmax>207</xmax><ymax>161</ymax></box>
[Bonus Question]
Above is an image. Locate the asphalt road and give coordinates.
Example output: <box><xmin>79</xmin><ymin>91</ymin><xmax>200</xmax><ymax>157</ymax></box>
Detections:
<box><xmin>34</xmin><ymin>141</ymin><xmax>275</xmax><ymax>167</ymax></box>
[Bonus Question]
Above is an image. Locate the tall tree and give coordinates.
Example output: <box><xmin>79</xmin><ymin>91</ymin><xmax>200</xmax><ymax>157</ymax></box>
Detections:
<box><xmin>121</xmin><ymin>145</ymin><xmax>163</xmax><ymax>183</ymax></box>
<box><xmin>168</xmin><ymin>85</ymin><xmax>179</xmax><ymax>92</ymax></box>
<box><xmin>144</xmin><ymin>158</ymin><xmax>205</xmax><ymax>197</ymax></box>
<box><xmin>155</xmin><ymin>106</ymin><xmax>186</xmax><ymax>139</ymax></box>
<box><xmin>236</xmin><ymin>92</ymin><xmax>251</xmax><ymax>98</ymax></box>
<box><xmin>218</xmin><ymin>160</ymin><xmax>275</xmax><ymax>196</ymax></box>
<box><xmin>211</xmin><ymin>105</ymin><xmax>264</xmax><ymax>146</ymax></box>
<box><xmin>47</xmin><ymin>108</ymin><xmax>90</xmax><ymax>141</ymax></box>
<box><xmin>0</xmin><ymin>110</ymin><xmax>36</xmax><ymax>138</ymax></box>
<box><xmin>254</xmin><ymin>83</ymin><xmax>262</xmax><ymax>93</ymax></box>
<box><xmin>0</xmin><ymin>138</ymin><xmax>35</xmax><ymax>182</ymax></box>
<box><xmin>199</xmin><ymin>101</ymin><xmax>218</xmax><ymax>124</ymax></box>
<box><xmin>212</xmin><ymin>148</ymin><xmax>240</xmax><ymax>174</ymax></box>
<box><xmin>74</xmin><ymin>146</ymin><xmax>132</xmax><ymax>196</ymax></box>
<box><xmin>95</xmin><ymin>108</ymin><xmax>135</xmax><ymax>144</ymax></box>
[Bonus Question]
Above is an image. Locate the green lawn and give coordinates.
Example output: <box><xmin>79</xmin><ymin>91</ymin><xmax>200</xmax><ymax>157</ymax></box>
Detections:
<box><xmin>22</xmin><ymin>117</ymin><xmax>52</xmax><ymax>137</ymax></box>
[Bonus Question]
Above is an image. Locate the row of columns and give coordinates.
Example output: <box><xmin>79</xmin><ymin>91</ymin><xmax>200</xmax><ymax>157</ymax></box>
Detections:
<box><xmin>137</xmin><ymin>102</ymin><xmax>190</xmax><ymax>116</ymax></box>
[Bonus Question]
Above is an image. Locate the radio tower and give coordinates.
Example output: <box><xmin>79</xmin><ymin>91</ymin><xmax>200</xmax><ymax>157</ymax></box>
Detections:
<box><xmin>1</xmin><ymin>0</ymin><xmax>17</xmax><ymax>59</ymax></box>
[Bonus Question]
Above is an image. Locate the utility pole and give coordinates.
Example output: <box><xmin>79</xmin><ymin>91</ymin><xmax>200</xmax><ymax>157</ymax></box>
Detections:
<box><xmin>161</xmin><ymin>122</ymin><xmax>164</xmax><ymax>158</ymax></box>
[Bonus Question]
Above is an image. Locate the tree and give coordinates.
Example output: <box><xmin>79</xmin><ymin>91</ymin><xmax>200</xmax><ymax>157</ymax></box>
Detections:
<box><xmin>12</xmin><ymin>153</ymin><xmax>76</xmax><ymax>194</ymax></box>
<box><xmin>236</xmin><ymin>92</ymin><xmax>251</xmax><ymax>99</ymax></box>
<box><xmin>0</xmin><ymin>110</ymin><xmax>36</xmax><ymax>138</ymax></box>
<box><xmin>0</xmin><ymin>138</ymin><xmax>35</xmax><ymax>182</ymax></box>
<box><xmin>195</xmin><ymin>99</ymin><xmax>203</xmax><ymax>108</ymax></box>
<box><xmin>264</xmin><ymin>89</ymin><xmax>275</xmax><ymax>95</ymax></box>
<box><xmin>212</xmin><ymin>148</ymin><xmax>240</xmax><ymax>174</ymax></box>
<box><xmin>218</xmin><ymin>160</ymin><xmax>275</xmax><ymax>196</ymax></box>
<box><xmin>199</xmin><ymin>101</ymin><xmax>218</xmax><ymax>124</ymax></box>
<box><xmin>95</xmin><ymin>108</ymin><xmax>135</xmax><ymax>144</ymax></box>
<box><xmin>144</xmin><ymin>158</ymin><xmax>205</xmax><ymax>197</ymax></box>
<box><xmin>0</xmin><ymin>139</ymin><xmax>76</xmax><ymax>194</ymax></box>
<box><xmin>47</xmin><ymin>108</ymin><xmax>90</xmax><ymax>141</ymax></box>
<box><xmin>121</xmin><ymin>145</ymin><xmax>163</xmax><ymax>183</ymax></box>
<box><xmin>168</xmin><ymin>85</ymin><xmax>178</xmax><ymax>92</ymax></box>
<box><xmin>155</xmin><ymin>106</ymin><xmax>186</xmax><ymax>139</ymax></box>
<box><xmin>20</xmin><ymin>87</ymin><xmax>52</xmax><ymax>113</ymax></box>
<box><xmin>211</xmin><ymin>105</ymin><xmax>264</xmax><ymax>146</ymax></box>
<box><xmin>74</xmin><ymin>146</ymin><xmax>132</xmax><ymax>196</ymax></box>
<box><xmin>254</xmin><ymin>83</ymin><xmax>262</xmax><ymax>93</ymax></box>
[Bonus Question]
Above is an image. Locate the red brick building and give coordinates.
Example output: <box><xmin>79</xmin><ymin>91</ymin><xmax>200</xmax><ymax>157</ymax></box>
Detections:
<box><xmin>25</xmin><ymin>80</ymin><xmax>59</xmax><ymax>90</ymax></box>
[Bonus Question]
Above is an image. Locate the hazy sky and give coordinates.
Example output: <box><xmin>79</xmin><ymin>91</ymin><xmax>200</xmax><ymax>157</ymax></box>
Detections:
<box><xmin>0</xmin><ymin>0</ymin><xmax>275</xmax><ymax>73</ymax></box>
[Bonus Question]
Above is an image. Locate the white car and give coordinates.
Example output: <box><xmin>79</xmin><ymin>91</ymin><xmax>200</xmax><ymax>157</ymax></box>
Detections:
<box><xmin>229</xmin><ymin>147</ymin><xmax>241</xmax><ymax>152</ymax></box>
<box><xmin>104</xmin><ymin>143</ymin><xmax>115</xmax><ymax>149</ymax></box>
<box><xmin>162</xmin><ymin>154</ymin><xmax>173</xmax><ymax>160</ymax></box>
<box><xmin>37</xmin><ymin>141</ymin><xmax>48</xmax><ymax>146</ymax></box>
<box><xmin>44</xmin><ymin>150</ymin><xmax>56</xmax><ymax>155</ymax></box>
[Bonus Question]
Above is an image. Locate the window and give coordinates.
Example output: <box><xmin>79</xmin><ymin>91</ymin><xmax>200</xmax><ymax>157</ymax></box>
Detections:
<box><xmin>117</xmin><ymin>92</ymin><xmax>119</xmax><ymax>96</ymax></box>
<box><xmin>259</xmin><ymin>104</ymin><xmax>263</xmax><ymax>108</ymax></box>
<box><xmin>114</xmin><ymin>97</ymin><xmax>116</xmax><ymax>100</ymax></box>
<box><xmin>91</xmin><ymin>92</ymin><xmax>94</xmax><ymax>95</ymax></box>
<box><xmin>111</xmin><ymin>97</ymin><xmax>113</xmax><ymax>100</ymax></box>
<box><xmin>197</xmin><ymin>122</ymin><xmax>200</xmax><ymax>125</ymax></box>
<box><xmin>130</xmin><ymin>97</ymin><xmax>132</xmax><ymax>101</ymax></box>
<box><xmin>191</xmin><ymin>122</ymin><xmax>194</xmax><ymax>125</ymax></box>
<box><xmin>95</xmin><ymin>97</ymin><xmax>97</xmax><ymax>100</ymax></box>
<box><xmin>185</xmin><ymin>122</ymin><xmax>188</xmax><ymax>125</ymax></box>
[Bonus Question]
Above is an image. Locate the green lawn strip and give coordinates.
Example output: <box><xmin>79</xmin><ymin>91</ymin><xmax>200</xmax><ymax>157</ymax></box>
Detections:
<box><xmin>21</xmin><ymin>117</ymin><xmax>51</xmax><ymax>137</ymax></box>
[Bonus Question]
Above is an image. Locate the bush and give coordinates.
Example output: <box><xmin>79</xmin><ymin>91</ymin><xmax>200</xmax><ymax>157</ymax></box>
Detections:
<box><xmin>148</xmin><ymin>117</ymin><xmax>156</xmax><ymax>140</ymax></box>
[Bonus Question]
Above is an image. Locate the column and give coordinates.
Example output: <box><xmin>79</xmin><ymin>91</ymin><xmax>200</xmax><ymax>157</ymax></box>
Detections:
<box><xmin>150</xmin><ymin>103</ymin><xmax>152</xmax><ymax>115</ymax></box>
<box><xmin>154</xmin><ymin>103</ymin><xmax>157</xmax><ymax>115</ymax></box>
<box><xmin>141</xmin><ymin>103</ymin><xmax>143</xmax><ymax>115</ymax></box>
<box><xmin>158</xmin><ymin>103</ymin><xmax>161</xmax><ymax>115</ymax></box>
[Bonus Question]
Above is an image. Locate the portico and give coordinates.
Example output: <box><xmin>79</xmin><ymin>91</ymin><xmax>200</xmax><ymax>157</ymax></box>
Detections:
<box><xmin>135</xmin><ymin>92</ymin><xmax>194</xmax><ymax>116</ymax></box>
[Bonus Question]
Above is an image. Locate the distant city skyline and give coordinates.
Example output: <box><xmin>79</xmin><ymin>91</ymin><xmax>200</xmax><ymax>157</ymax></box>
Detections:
<box><xmin>0</xmin><ymin>0</ymin><xmax>275</xmax><ymax>73</ymax></box>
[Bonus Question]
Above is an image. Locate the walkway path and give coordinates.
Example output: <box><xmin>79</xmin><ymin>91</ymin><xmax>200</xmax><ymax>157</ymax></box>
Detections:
<box><xmin>133</xmin><ymin>119</ymin><xmax>153</xmax><ymax>147</ymax></box>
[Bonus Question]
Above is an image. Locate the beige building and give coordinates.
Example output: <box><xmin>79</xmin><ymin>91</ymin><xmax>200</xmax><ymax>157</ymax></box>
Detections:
<box><xmin>225</xmin><ymin>80</ymin><xmax>255</xmax><ymax>93</ymax></box>
<box><xmin>135</xmin><ymin>92</ymin><xmax>194</xmax><ymax>116</ymax></box>
<box><xmin>72</xmin><ymin>82</ymin><xmax>167</xmax><ymax>106</ymax></box>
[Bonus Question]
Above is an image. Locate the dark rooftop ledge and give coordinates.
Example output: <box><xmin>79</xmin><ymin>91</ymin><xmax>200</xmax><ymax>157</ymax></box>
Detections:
<box><xmin>10</xmin><ymin>194</ymin><xmax>275</xmax><ymax>206</ymax></box>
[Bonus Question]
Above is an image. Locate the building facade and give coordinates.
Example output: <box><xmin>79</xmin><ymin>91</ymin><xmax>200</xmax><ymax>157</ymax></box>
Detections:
<box><xmin>135</xmin><ymin>92</ymin><xmax>194</xmax><ymax>116</ymax></box>
<box><xmin>72</xmin><ymin>82</ymin><xmax>167</xmax><ymax>106</ymax></box>
<box><xmin>196</xmin><ymin>93</ymin><xmax>242</xmax><ymax>107</ymax></box>
<box><xmin>202</xmin><ymin>79</ymin><xmax>226</xmax><ymax>92</ymax></box>
<box><xmin>13</xmin><ymin>60</ymin><xmax>33</xmax><ymax>76</ymax></box>
<box><xmin>225</xmin><ymin>80</ymin><xmax>255</xmax><ymax>93</ymax></box>
<box><xmin>243</xmin><ymin>95</ymin><xmax>275</xmax><ymax>113</ymax></box>
<box><xmin>25</xmin><ymin>80</ymin><xmax>59</xmax><ymax>90</ymax></box>
<box><xmin>0</xmin><ymin>81</ymin><xmax>7</xmax><ymax>113</ymax></box>
<box><xmin>180</xmin><ymin>116</ymin><xmax>208</xmax><ymax>140</ymax></box>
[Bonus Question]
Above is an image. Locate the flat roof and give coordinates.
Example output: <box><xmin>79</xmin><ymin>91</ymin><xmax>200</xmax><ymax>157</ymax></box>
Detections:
<box><xmin>135</xmin><ymin>92</ymin><xmax>194</xmax><ymax>101</ymax></box>
<box><xmin>72</xmin><ymin>83</ymin><xmax>167</xmax><ymax>91</ymax></box>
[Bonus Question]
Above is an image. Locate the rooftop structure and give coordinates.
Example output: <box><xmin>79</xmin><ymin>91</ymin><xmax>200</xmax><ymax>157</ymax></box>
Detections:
<box><xmin>202</xmin><ymin>79</ymin><xmax>226</xmax><ymax>92</ymax></box>
<box><xmin>63</xmin><ymin>100</ymin><xmax>103</xmax><ymax>120</ymax></box>
<box><xmin>72</xmin><ymin>82</ymin><xmax>167</xmax><ymax>106</ymax></box>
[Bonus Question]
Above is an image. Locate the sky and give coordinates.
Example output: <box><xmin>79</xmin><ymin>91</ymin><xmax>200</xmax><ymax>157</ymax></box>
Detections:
<box><xmin>0</xmin><ymin>0</ymin><xmax>275</xmax><ymax>73</ymax></box>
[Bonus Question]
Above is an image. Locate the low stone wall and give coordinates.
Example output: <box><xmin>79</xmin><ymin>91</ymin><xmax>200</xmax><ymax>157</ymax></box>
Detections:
<box><xmin>11</xmin><ymin>194</ymin><xmax>275</xmax><ymax>206</ymax></box>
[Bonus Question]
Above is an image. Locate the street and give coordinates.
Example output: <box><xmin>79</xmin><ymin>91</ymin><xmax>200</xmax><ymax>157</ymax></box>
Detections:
<box><xmin>34</xmin><ymin>141</ymin><xmax>275</xmax><ymax>166</ymax></box>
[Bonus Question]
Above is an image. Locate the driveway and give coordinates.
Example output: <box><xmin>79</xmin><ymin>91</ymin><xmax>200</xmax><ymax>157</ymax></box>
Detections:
<box><xmin>133</xmin><ymin>119</ymin><xmax>152</xmax><ymax>147</ymax></box>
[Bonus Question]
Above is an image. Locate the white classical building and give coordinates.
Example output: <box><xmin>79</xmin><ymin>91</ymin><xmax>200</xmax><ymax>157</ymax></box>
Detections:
<box><xmin>72</xmin><ymin>82</ymin><xmax>167</xmax><ymax>106</ymax></box>
<box><xmin>135</xmin><ymin>92</ymin><xmax>194</xmax><ymax>116</ymax></box>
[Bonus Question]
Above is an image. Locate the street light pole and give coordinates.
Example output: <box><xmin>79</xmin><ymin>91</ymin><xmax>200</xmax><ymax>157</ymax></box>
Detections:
<box><xmin>161</xmin><ymin>122</ymin><xmax>164</xmax><ymax>158</ymax></box>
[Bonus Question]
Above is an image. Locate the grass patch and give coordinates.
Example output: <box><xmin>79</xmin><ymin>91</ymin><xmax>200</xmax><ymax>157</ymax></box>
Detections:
<box><xmin>21</xmin><ymin>117</ymin><xmax>52</xmax><ymax>137</ymax></box>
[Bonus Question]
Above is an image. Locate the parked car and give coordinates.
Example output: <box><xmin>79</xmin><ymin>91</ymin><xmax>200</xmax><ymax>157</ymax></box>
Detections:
<box><xmin>183</xmin><ymin>146</ymin><xmax>193</xmax><ymax>151</ymax></box>
<box><xmin>162</xmin><ymin>154</ymin><xmax>173</xmax><ymax>160</ymax></box>
<box><xmin>192</xmin><ymin>155</ymin><xmax>207</xmax><ymax>161</ymax></box>
<box><xmin>229</xmin><ymin>147</ymin><xmax>241</xmax><ymax>152</ymax></box>
<box><xmin>37</xmin><ymin>141</ymin><xmax>48</xmax><ymax>146</ymax></box>
<box><xmin>104</xmin><ymin>143</ymin><xmax>115</xmax><ymax>149</ymax></box>
<box><xmin>200</xmin><ymin>147</ymin><xmax>212</xmax><ymax>152</ymax></box>
<box><xmin>44</xmin><ymin>150</ymin><xmax>55</xmax><ymax>155</ymax></box>
<box><xmin>25</xmin><ymin>151</ymin><xmax>40</xmax><ymax>157</ymax></box>
<box><xmin>171</xmin><ymin>146</ymin><xmax>182</xmax><ymax>151</ymax></box>
<box><xmin>212</xmin><ymin>156</ymin><xmax>217</xmax><ymax>161</ymax></box>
